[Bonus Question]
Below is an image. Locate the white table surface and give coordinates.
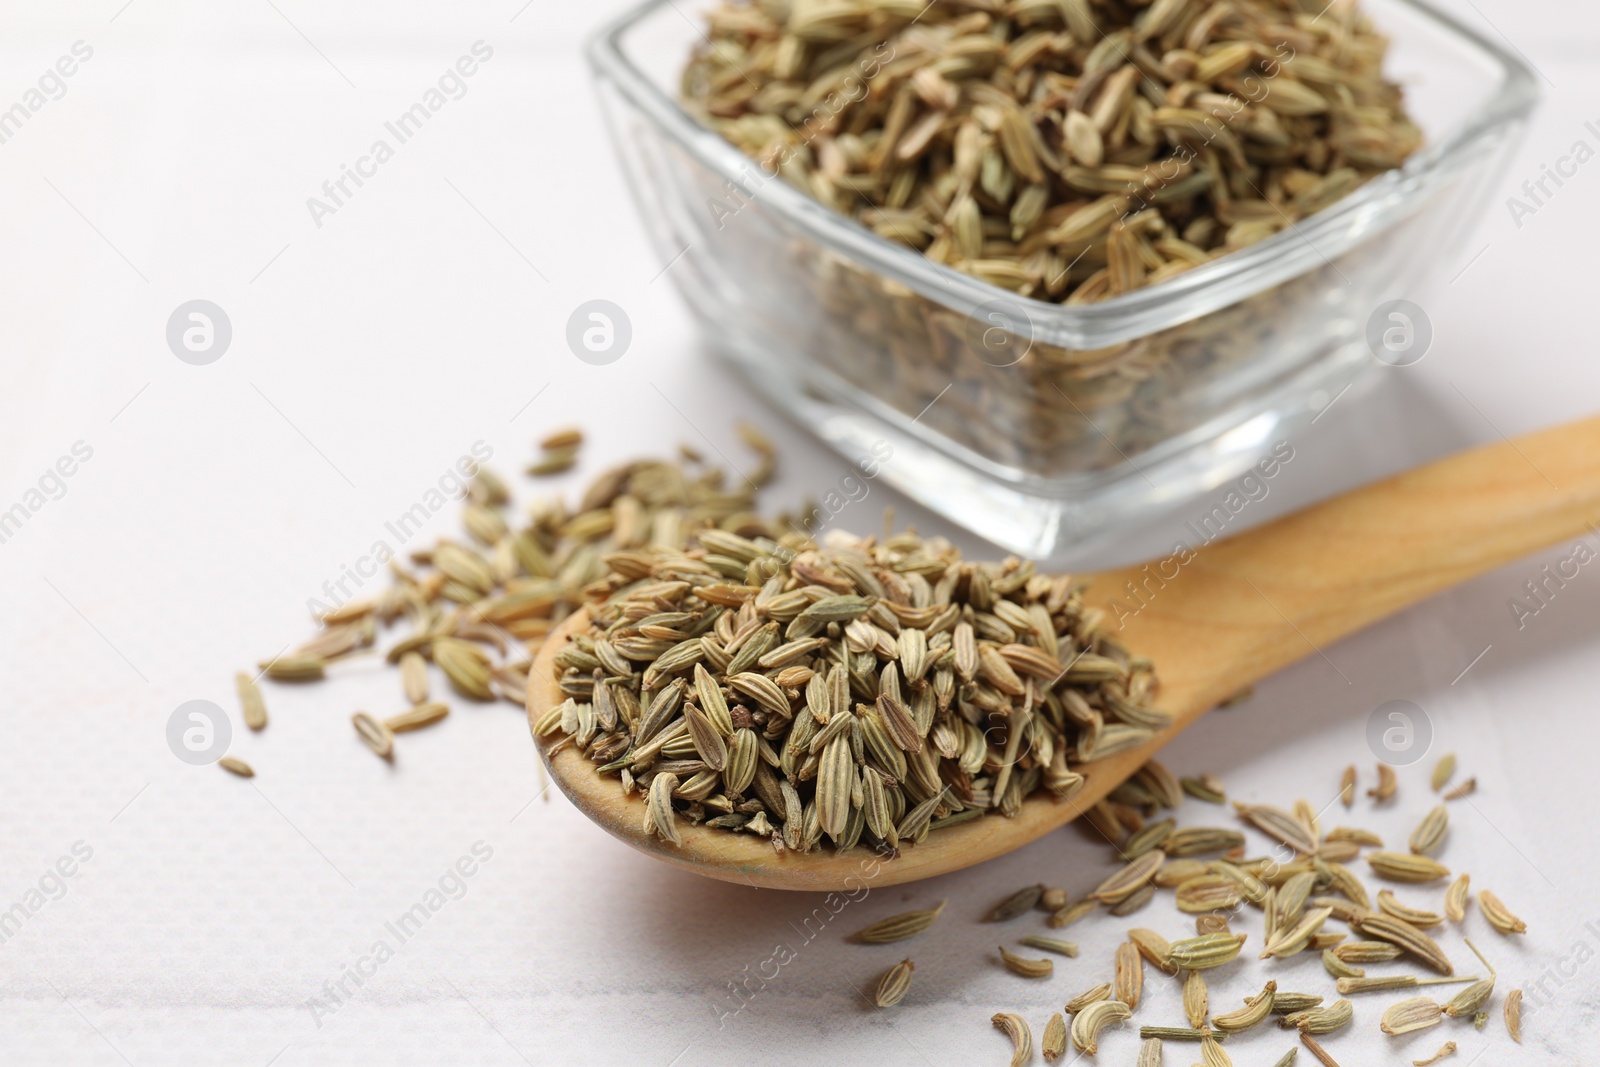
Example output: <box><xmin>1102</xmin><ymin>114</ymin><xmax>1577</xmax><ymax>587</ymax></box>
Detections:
<box><xmin>2</xmin><ymin>1</ymin><xmax>1597</xmax><ymax>1063</ymax></box>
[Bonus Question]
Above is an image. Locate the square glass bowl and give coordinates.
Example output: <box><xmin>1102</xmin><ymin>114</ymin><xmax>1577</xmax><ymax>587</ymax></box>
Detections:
<box><xmin>587</xmin><ymin>0</ymin><xmax>1536</xmax><ymax>557</ymax></box>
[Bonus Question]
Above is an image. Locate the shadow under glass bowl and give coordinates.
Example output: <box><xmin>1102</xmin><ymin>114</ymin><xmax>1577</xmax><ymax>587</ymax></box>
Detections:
<box><xmin>587</xmin><ymin>0</ymin><xmax>1538</xmax><ymax>558</ymax></box>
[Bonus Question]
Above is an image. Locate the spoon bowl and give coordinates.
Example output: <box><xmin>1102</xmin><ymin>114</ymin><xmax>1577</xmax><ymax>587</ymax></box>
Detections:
<box><xmin>529</xmin><ymin>415</ymin><xmax>1600</xmax><ymax>890</ymax></box>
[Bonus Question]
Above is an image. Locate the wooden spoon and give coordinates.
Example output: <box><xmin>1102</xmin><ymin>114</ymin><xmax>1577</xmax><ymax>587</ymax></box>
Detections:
<box><xmin>528</xmin><ymin>414</ymin><xmax>1600</xmax><ymax>891</ymax></box>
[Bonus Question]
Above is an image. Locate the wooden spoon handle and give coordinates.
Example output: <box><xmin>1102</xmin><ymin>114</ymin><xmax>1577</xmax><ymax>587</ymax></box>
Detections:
<box><xmin>1103</xmin><ymin>412</ymin><xmax>1600</xmax><ymax>713</ymax></box>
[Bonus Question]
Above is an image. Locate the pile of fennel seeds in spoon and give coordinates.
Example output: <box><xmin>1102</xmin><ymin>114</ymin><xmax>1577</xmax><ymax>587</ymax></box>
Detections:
<box><xmin>532</xmin><ymin>517</ymin><xmax>1166</xmax><ymax>854</ymax></box>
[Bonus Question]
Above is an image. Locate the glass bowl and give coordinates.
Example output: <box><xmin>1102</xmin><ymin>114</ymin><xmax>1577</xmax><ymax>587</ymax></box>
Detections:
<box><xmin>587</xmin><ymin>0</ymin><xmax>1537</xmax><ymax>558</ymax></box>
